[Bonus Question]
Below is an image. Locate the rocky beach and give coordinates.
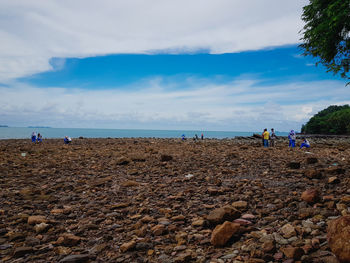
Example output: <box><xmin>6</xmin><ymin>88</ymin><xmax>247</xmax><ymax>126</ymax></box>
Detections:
<box><xmin>0</xmin><ymin>137</ymin><xmax>350</xmax><ymax>263</ymax></box>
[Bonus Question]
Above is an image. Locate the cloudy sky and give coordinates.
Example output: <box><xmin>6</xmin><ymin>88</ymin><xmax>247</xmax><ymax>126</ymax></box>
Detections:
<box><xmin>0</xmin><ymin>0</ymin><xmax>348</xmax><ymax>132</ymax></box>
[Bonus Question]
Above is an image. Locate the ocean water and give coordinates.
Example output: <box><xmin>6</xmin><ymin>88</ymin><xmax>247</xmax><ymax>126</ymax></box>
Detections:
<box><xmin>0</xmin><ymin>127</ymin><xmax>288</xmax><ymax>139</ymax></box>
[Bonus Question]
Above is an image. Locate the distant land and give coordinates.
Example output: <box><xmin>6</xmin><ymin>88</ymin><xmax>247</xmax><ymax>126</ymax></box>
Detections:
<box><xmin>27</xmin><ymin>126</ymin><xmax>51</xmax><ymax>128</ymax></box>
<box><xmin>0</xmin><ymin>125</ymin><xmax>8</xmax><ymax>127</ymax></box>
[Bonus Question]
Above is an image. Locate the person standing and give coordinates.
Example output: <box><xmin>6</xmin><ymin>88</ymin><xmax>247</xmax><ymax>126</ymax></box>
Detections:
<box><xmin>262</xmin><ymin>128</ymin><xmax>269</xmax><ymax>147</ymax></box>
<box><xmin>270</xmin><ymin>128</ymin><xmax>276</xmax><ymax>147</ymax></box>
<box><xmin>31</xmin><ymin>132</ymin><xmax>37</xmax><ymax>143</ymax></box>
<box><xmin>288</xmin><ymin>130</ymin><xmax>296</xmax><ymax>148</ymax></box>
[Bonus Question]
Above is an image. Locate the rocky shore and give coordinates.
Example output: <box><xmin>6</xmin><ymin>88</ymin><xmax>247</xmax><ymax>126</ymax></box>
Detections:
<box><xmin>0</xmin><ymin>137</ymin><xmax>349</xmax><ymax>262</ymax></box>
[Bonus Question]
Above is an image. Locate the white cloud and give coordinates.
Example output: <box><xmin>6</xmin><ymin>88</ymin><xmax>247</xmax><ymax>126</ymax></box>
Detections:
<box><xmin>0</xmin><ymin>0</ymin><xmax>308</xmax><ymax>82</ymax></box>
<box><xmin>0</xmin><ymin>77</ymin><xmax>348</xmax><ymax>131</ymax></box>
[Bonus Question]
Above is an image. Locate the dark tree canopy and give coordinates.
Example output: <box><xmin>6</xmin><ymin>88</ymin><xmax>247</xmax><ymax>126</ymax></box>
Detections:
<box><xmin>301</xmin><ymin>104</ymin><xmax>350</xmax><ymax>134</ymax></box>
<box><xmin>300</xmin><ymin>0</ymin><xmax>350</xmax><ymax>82</ymax></box>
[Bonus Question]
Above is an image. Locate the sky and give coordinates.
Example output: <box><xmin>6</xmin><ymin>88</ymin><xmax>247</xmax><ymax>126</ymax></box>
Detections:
<box><xmin>0</xmin><ymin>0</ymin><xmax>349</xmax><ymax>132</ymax></box>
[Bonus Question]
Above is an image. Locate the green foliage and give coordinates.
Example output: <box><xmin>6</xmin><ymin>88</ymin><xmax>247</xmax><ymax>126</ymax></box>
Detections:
<box><xmin>302</xmin><ymin>105</ymin><xmax>350</xmax><ymax>134</ymax></box>
<box><xmin>300</xmin><ymin>0</ymin><xmax>350</xmax><ymax>82</ymax></box>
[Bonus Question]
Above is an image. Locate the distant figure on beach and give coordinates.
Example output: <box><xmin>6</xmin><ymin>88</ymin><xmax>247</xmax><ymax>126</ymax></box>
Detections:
<box><xmin>201</xmin><ymin>133</ymin><xmax>204</xmax><ymax>140</ymax></box>
<box><xmin>193</xmin><ymin>134</ymin><xmax>199</xmax><ymax>141</ymax></box>
<box><xmin>64</xmin><ymin>136</ymin><xmax>72</xmax><ymax>144</ymax></box>
<box><xmin>270</xmin><ymin>128</ymin><xmax>277</xmax><ymax>147</ymax></box>
<box><xmin>37</xmin><ymin>133</ymin><xmax>42</xmax><ymax>143</ymax></box>
<box><xmin>300</xmin><ymin>137</ymin><xmax>310</xmax><ymax>149</ymax></box>
<box><xmin>31</xmin><ymin>132</ymin><xmax>37</xmax><ymax>143</ymax></box>
<box><xmin>262</xmin><ymin>128</ymin><xmax>269</xmax><ymax>147</ymax></box>
<box><xmin>181</xmin><ymin>134</ymin><xmax>186</xmax><ymax>141</ymax></box>
<box><xmin>288</xmin><ymin>130</ymin><xmax>296</xmax><ymax>148</ymax></box>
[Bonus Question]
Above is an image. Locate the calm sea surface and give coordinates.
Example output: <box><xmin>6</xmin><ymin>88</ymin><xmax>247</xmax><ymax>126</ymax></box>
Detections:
<box><xmin>0</xmin><ymin>127</ymin><xmax>288</xmax><ymax>139</ymax></box>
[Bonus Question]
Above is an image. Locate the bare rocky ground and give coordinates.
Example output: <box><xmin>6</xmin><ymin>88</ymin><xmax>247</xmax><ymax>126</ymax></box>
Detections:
<box><xmin>0</xmin><ymin>137</ymin><xmax>349</xmax><ymax>263</ymax></box>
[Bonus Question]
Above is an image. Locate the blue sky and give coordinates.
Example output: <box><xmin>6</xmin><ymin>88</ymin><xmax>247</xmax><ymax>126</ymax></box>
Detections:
<box><xmin>0</xmin><ymin>1</ymin><xmax>349</xmax><ymax>132</ymax></box>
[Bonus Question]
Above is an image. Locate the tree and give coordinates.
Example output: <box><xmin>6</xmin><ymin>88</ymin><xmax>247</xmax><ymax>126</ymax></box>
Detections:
<box><xmin>300</xmin><ymin>0</ymin><xmax>350</xmax><ymax>82</ymax></box>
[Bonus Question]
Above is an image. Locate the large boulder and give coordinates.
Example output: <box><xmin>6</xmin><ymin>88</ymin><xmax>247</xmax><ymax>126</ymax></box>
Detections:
<box><xmin>327</xmin><ymin>215</ymin><xmax>350</xmax><ymax>262</ymax></box>
<box><xmin>210</xmin><ymin>221</ymin><xmax>240</xmax><ymax>247</ymax></box>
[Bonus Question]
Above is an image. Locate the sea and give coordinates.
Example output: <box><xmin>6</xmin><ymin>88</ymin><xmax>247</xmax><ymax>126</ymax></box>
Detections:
<box><xmin>0</xmin><ymin>127</ymin><xmax>289</xmax><ymax>139</ymax></box>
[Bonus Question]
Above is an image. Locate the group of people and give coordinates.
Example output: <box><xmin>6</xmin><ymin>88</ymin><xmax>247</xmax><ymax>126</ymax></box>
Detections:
<box><xmin>181</xmin><ymin>133</ymin><xmax>204</xmax><ymax>141</ymax></box>
<box><xmin>31</xmin><ymin>132</ymin><xmax>42</xmax><ymax>143</ymax></box>
<box><xmin>262</xmin><ymin>129</ymin><xmax>310</xmax><ymax>149</ymax></box>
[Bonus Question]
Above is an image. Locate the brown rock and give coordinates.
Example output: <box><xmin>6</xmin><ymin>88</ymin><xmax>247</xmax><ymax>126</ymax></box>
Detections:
<box><xmin>160</xmin><ymin>154</ymin><xmax>173</xmax><ymax>162</ymax></box>
<box><xmin>281</xmin><ymin>246</ymin><xmax>304</xmax><ymax>260</ymax></box>
<box><xmin>327</xmin><ymin>215</ymin><xmax>350</xmax><ymax>262</ymax></box>
<box><xmin>328</xmin><ymin>176</ymin><xmax>340</xmax><ymax>184</ymax></box>
<box><xmin>192</xmin><ymin>219</ymin><xmax>205</xmax><ymax>227</ymax></box>
<box><xmin>231</xmin><ymin>201</ymin><xmax>248</xmax><ymax>210</ymax></box>
<box><xmin>151</xmin><ymin>224</ymin><xmax>165</xmax><ymax>236</ymax></box>
<box><xmin>210</xmin><ymin>221</ymin><xmax>240</xmax><ymax>247</ymax></box>
<box><xmin>262</xmin><ymin>240</ymin><xmax>275</xmax><ymax>252</ymax></box>
<box><xmin>207</xmin><ymin>206</ymin><xmax>241</xmax><ymax>226</ymax></box>
<box><xmin>122</xmin><ymin>180</ymin><xmax>139</xmax><ymax>187</ymax></box>
<box><xmin>57</xmin><ymin>233</ymin><xmax>81</xmax><ymax>246</ymax></box>
<box><xmin>13</xmin><ymin>247</ymin><xmax>34</xmax><ymax>258</ymax></box>
<box><xmin>301</xmin><ymin>188</ymin><xmax>320</xmax><ymax>203</ymax></box>
<box><xmin>340</xmin><ymin>196</ymin><xmax>350</xmax><ymax>204</ymax></box>
<box><xmin>304</xmin><ymin>169</ymin><xmax>323</xmax><ymax>179</ymax></box>
<box><xmin>306</xmin><ymin>157</ymin><xmax>318</xmax><ymax>164</ymax></box>
<box><xmin>281</xmin><ymin>223</ymin><xmax>296</xmax><ymax>238</ymax></box>
<box><xmin>27</xmin><ymin>215</ymin><xmax>47</xmax><ymax>225</ymax></box>
<box><xmin>34</xmin><ymin>222</ymin><xmax>49</xmax><ymax>233</ymax></box>
<box><xmin>120</xmin><ymin>240</ymin><xmax>136</xmax><ymax>252</ymax></box>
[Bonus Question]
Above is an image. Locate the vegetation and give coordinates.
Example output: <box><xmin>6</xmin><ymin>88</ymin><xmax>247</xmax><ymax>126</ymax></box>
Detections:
<box><xmin>300</xmin><ymin>0</ymin><xmax>350</xmax><ymax>83</ymax></box>
<box><xmin>301</xmin><ymin>105</ymin><xmax>350</xmax><ymax>134</ymax></box>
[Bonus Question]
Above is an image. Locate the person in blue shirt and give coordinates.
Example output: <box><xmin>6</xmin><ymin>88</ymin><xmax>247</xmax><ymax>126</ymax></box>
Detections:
<box><xmin>37</xmin><ymin>133</ymin><xmax>43</xmax><ymax>143</ymax></box>
<box><xmin>64</xmin><ymin>136</ymin><xmax>72</xmax><ymax>144</ymax></box>
<box><xmin>300</xmin><ymin>138</ymin><xmax>310</xmax><ymax>149</ymax></box>
<box><xmin>288</xmin><ymin>130</ymin><xmax>296</xmax><ymax>148</ymax></box>
<box><xmin>31</xmin><ymin>132</ymin><xmax>36</xmax><ymax>143</ymax></box>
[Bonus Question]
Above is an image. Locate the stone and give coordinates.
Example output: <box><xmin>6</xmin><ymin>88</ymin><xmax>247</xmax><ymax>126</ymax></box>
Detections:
<box><xmin>306</xmin><ymin>157</ymin><xmax>318</xmax><ymax>164</ymax></box>
<box><xmin>304</xmin><ymin>169</ymin><xmax>323</xmax><ymax>179</ymax></box>
<box><xmin>262</xmin><ymin>240</ymin><xmax>275</xmax><ymax>252</ymax></box>
<box><xmin>120</xmin><ymin>240</ymin><xmax>136</xmax><ymax>252</ymax></box>
<box><xmin>27</xmin><ymin>215</ymin><xmax>47</xmax><ymax>225</ymax></box>
<box><xmin>160</xmin><ymin>154</ymin><xmax>173</xmax><ymax>162</ymax></box>
<box><xmin>280</xmin><ymin>224</ymin><xmax>296</xmax><ymax>238</ymax></box>
<box><xmin>192</xmin><ymin>219</ymin><xmax>205</xmax><ymax>227</ymax></box>
<box><xmin>231</xmin><ymin>201</ymin><xmax>248</xmax><ymax>209</ymax></box>
<box><xmin>340</xmin><ymin>196</ymin><xmax>350</xmax><ymax>204</ymax></box>
<box><xmin>327</xmin><ymin>215</ymin><xmax>350</xmax><ymax>262</ymax></box>
<box><xmin>210</xmin><ymin>221</ymin><xmax>240</xmax><ymax>247</ymax></box>
<box><xmin>151</xmin><ymin>224</ymin><xmax>166</xmax><ymax>236</ymax></box>
<box><xmin>281</xmin><ymin>246</ymin><xmax>304</xmax><ymax>260</ymax></box>
<box><xmin>328</xmin><ymin>176</ymin><xmax>340</xmax><ymax>184</ymax></box>
<box><xmin>34</xmin><ymin>222</ymin><xmax>49</xmax><ymax>233</ymax></box>
<box><xmin>121</xmin><ymin>180</ymin><xmax>139</xmax><ymax>187</ymax></box>
<box><xmin>288</xmin><ymin>162</ymin><xmax>301</xmax><ymax>169</ymax></box>
<box><xmin>13</xmin><ymin>246</ymin><xmax>34</xmax><ymax>257</ymax></box>
<box><xmin>56</xmin><ymin>233</ymin><xmax>81</xmax><ymax>246</ymax></box>
<box><xmin>59</xmin><ymin>254</ymin><xmax>90</xmax><ymax>263</ymax></box>
<box><xmin>54</xmin><ymin>246</ymin><xmax>72</xmax><ymax>255</ymax></box>
<box><xmin>116</xmin><ymin>157</ymin><xmax>131</xmax><ymax>165</ymax></box>
<box><xmin>301</xmin><ymin>188</ymin><xmax>320</xmax><ymax>203</ymax></box>
<box><xmin>207</xmin><ymin>206</ymin><xmax>241</xmax><ymax>226</ymax></box>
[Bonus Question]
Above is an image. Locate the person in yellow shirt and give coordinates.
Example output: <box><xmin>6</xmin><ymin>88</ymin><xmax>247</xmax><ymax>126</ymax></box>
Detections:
<box><xmin>262</xmin><ymin>128</ymin><xmax>270</xmax><ymax>147</ymax></box>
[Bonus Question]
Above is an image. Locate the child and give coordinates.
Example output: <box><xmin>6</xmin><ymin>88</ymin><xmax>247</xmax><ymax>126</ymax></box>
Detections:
<box><xmin>37</xmin><ymin>133</ymin><xmax>43</xmax><ymax>143</ymax></box>
<box><xmin>288</xmin><ymin>130</ymin><xmax>296</xmax><ymax>148</ymax></box>
<box><xmin>300</xmin><ymin>138</ymin><xmax>310</xmax><ymax>149</ymax></box>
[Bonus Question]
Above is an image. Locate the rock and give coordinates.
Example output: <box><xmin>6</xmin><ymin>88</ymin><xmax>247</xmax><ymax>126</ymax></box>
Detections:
<box><xmin>340</xmin><ymin>196</ymin><xmax>350</xmax><ymax>204</ymax></box>
<box><xmin>120</xmin><ymin>240</ymin><xmax>136</xmax><ymax>252</ymax></box>
<box><xmin>280</xmin><ymin>246</ymin><xmax>304</xmax><ymax>260</ymax></box>
<box><xmin>59</xmin><ymin>254</ymin><xmax>90</xmax><ymax>263</ymax></box>
<box><xmin>301</xmin><ymin>188</ymin><xmax>320</xmax><ymax>203</ymax></box>
<box><xmin>13</xmin><ymin>246</ymin><xmax>34</xmax><ymax>257</ymax></box>
<box><xmin>207</xmin><ymin>206</ymin><xmax>241</xmax><ymax>226</ymax></box>
<box><xmin>27</xmin><ymin>215</ymin><xmax>47</xmax><ymax>225</ymax></box>
<box><xmin>306</xmin><ymin>157</ymin><xmax>318</xmax><ymax>164</ymax></box>
<box><xmin>288</xmin><ymin>162</ymin><xmax>301</xmax><ymax>169</ymax></box>
<box><xmin>174</xmin><ymin>251</ymin><xmax>193</xmax><ymax>262</ymax></box>
<box><xmin>262</xmin><ymin>240</ymin><xmax>275</xmax><ymax>252</ymax></box>
<box><xmin>280</xmin><ymin>223</ymin><xmax>296</xmax><ymax>238</ymax></box>
<box><xmin>304</xmin><ymin>169</ymin><xmax>323</xmax><ymax>179</ymax></box>
<box><xmin>192</xmin><ymin>219</ymin><xmax>205</xmax><ymax>227</ymax></box>
<box><xmin>210</xmin><ymin>221</ymin><xmax>240</xmax><ymax>247</ymax></box>
<box><xmin>56</xmin><ymin>233</ymin><xmax>81</xmax><ymax>246</ymax></box>
<box><xmin>160</xmin><ymin>154</ymin><xmax>173</xmax><ymax>162</ymax></box>
<box><xmin>327</xmin><ymin>215</ymin><xmax>350</xmax><ymax>262</ymax></box>
<box><xmin>151</xmin><ymin>224</ymin><xmax>166</xmax><ymax>235</ymax></box>
<box><xmin>34</xmin><ymin>222</ymin><xmax>49</xmax><ymax>233</ymax></box>
<box><xmin>116</xmin><ymin>157</ymin><xmax>131</xmax><ymax>165</ymax></box>
<box><xmin>242</xmin><ymin>214</ymin><xmax>255</xmax><ymax>220</ymax></box>
<box><xmin>328</xmin><ymin>176</ymin><xmax>340</xmax><ymax>184</ymax></box>
<box><xmin>121</xmin><ymin>180</ymin><xmax>139</xmax><ymax>187</ymax></box>
<box><xmin>233</xmin><ymin>219</ymin><xmax>252</xmax><ymax>225</ymax></box>
<box><xmin>54</xmin><ymin>246</ymin><xmax>72</xmax><ymax>255</ymax></box>
<box><xmin>231</xmin><ymin>201</ymin><xmax>248</xmax><ymax>210</ymax></box>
